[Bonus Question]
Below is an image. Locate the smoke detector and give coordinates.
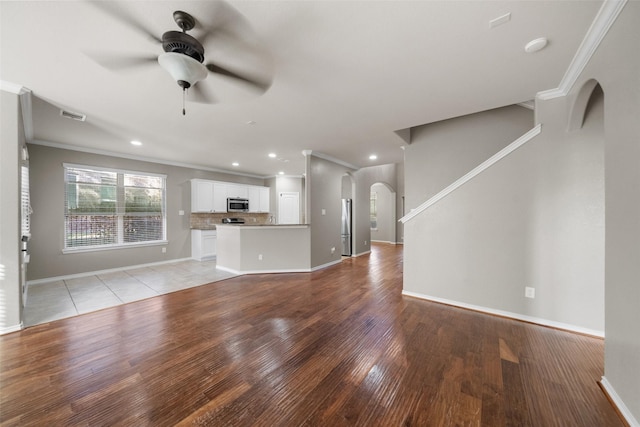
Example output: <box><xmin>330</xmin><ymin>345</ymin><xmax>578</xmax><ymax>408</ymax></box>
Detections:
<box><xmin>525</xmin><ymin>38</ymin><xmax>548</xmax><ymax>53</ymax></box>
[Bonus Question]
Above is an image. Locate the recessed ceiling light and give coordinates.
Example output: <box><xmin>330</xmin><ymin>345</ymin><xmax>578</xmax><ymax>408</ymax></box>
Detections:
<box><xmin>278</xmin><ymin>171</ymin><xmax>285</xmax><ymax>175</ymax></box>
<box><xmin>369</xmin><ymin>154</ymin><xmax>378</xmax><ymax>160</ymax></box>
<box><xmin>268</xmin><ymin>153</ymin><xmax>277</xmax><ymax>158</ymax></box>
<box><xmin>130</xmin><ymin>140</ymin><xmax>142</xmax><ymax>146</ymax></box>
<box><xmin>232</xmin><ymin>162</ymin><xmax>239</xmax><ymax>167</ymax></box>
<box><xmin>524</xmin><ymin>37</ymin><xmax>548</xmax><ymax>53</ymax></box>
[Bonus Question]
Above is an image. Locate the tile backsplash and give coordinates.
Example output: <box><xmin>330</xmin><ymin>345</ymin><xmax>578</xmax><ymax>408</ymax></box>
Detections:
<box><xmin>190</xmin><ymin>212</ymin><xmax>271</xmax><ymax>229</ymax></box>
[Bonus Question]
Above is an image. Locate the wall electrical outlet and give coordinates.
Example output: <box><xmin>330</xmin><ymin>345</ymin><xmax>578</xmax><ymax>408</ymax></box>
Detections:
<box><xmin>525</xmin><ymin>287</ymin><xmax>535</xmax><ymax>299</ymax></box>
<box><xmin>258</xmin><ymin>254</ymin><xmax>263</xmax><ymax>261</ymax></box>
<box><xmin>365</xmin><ymin>240</ymin><xmax>368</xmax><ymax>245</ymax></box>
<box><xmin>331</xmin><ymin>247</ymin><xmax>335</xmax><ymax>254</ymax></box>
<box><xmin>161</xmin><ymin>247</ymin><xmax>166</xmax><ymax>253</ymax></box>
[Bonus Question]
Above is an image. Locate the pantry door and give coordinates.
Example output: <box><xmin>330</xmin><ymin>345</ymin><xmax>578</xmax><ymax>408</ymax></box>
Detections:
<box><xmin>278</xmin><ymin>192</ymin><xmax>300</xmax><ymax>224</ymax></box>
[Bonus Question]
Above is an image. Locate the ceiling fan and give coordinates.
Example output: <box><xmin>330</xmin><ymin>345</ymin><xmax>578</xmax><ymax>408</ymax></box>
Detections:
<box><xmin>89</xmin><ymin>2</ymin><xmax>272</xmax><ymax>115</ymax></box>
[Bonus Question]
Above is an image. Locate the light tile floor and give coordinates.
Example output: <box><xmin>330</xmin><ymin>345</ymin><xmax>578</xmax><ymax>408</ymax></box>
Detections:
<box><xmin>24</xmin><ymin>259</ymin><xmax>236</xmax><ymax>327</ymax></box>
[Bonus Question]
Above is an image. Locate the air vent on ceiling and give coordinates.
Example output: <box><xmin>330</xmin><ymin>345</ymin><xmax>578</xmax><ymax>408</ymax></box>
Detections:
<box><xmin>60</xmin><ymin>110</ymin><xmax>86</xmax><ymax>122</ymax></box>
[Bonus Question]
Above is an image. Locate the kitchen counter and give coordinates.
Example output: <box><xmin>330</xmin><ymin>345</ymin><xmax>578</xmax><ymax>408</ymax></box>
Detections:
<box><xmin>191</xmin><ymin>224</ymin><xmax>310</xmax><ymax>230</ymax></box>
<box><xmin>223</xmin><ymin>223</ymin><xmax>310</xmax><ymax>228</ymax></box>
<box><xmin>216</xmin><ymin>224</ymin><xmax>311</xmax><ymax>274</ymax></box>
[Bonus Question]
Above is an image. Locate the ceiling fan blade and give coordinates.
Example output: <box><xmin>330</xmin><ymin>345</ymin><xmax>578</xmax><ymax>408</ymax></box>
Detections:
<box><xmin>86</xmin><ymin>52</ymin><xmax>158</xmax><ymax>71</ymax></box>
<box><xmin>205</xmin><ymin>62</ymin><xmax>271</xmax><ymax>91</ymax></box>
<box><xmin>195</xmin><ymin>1</ymin><xmax>246</xmax><ymax>46</ymax></box>
<box><xmin>190</xmin><ymin>83</ymin><xmax>217</xmax><ymax>104</ymax></box>
<box><xmin>88</xmin><ymin>1</ymin><xmax>162</xmax><ymax>44</ymax></box>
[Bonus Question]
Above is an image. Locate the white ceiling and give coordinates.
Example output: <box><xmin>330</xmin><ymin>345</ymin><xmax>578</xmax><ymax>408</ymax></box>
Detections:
<box><xmin>0</xmin><ymin>1</ymin><xmax>602</xmax><ymax>178</ymax></box>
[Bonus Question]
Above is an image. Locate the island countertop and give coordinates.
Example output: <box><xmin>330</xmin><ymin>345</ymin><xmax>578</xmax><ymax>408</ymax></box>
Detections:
<box><xmin>215</xmin><ymin>223</ymin><xmax>310</xmax><ymax>228</ymax></box>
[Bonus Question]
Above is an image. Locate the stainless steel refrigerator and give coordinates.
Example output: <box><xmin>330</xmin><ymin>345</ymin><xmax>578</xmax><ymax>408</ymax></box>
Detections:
<box><xmin>341</xmin><ymin>198</ymin><xmax>352</xmax><ymax>256</ymax></box>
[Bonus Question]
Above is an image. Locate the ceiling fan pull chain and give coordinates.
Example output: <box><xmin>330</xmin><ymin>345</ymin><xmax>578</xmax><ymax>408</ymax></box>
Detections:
<box><xmin>183</xmin><ymin>88</ymin><xmax>186</xmax><ymax>116</ymax></box>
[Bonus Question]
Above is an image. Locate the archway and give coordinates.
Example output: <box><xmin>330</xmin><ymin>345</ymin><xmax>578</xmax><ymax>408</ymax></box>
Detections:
<box><xmin>370</xmin><ymin>182</ymin><xmax>396</xmax><ymax>244</ymax></box>
<box><xmin>568</xmin><ymin>78</ymin><xmax>601</xmax><ymax>132</ymax></box>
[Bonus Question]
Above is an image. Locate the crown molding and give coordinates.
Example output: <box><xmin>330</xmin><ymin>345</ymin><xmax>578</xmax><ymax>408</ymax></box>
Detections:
<box><xmin>517</xmin><ymin>100</ymin><xmax>535</xmax><ymax>111</ymax></box>
<box><xmin>19</xmin><ymin>90</ymin><xmax>34</xmax><ymax>143</ymax></box>
<box><xmin>29</xmin><ymin>139</ymin><xmax>267</xmax><ymax>179</ymax></box>
<box><xmin>301</xmin><ymin>150</ymin><xmax>358</xmax><ymax>170</ymax></box>
<box><xmin>0</xmin><ymin>81</ymin><xmax>34</xmax><ymax>142</ymax></box>
<box><xmin>0</xmin><ymin>80</ymin><xmax>28</xmax><ymax>95</ymax></box>
<box><xmin>537</xmin><ymin>0</ymin><xmax>627</xmax><ymax>101</ymax></box>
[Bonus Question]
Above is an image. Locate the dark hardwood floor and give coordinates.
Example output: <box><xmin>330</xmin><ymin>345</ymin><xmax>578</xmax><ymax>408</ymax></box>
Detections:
<box><xmin>0</xmin><ymin>244</ymin><xmax>623</xmax><ymax>426</ymax></box>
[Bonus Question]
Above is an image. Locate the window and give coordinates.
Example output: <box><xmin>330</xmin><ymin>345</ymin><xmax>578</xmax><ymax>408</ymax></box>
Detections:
<box><xmin>64</xmin><ymin>164</ymin><xmax>166</xmax><ymax>251</ymax></box>
<box><xmin>370</xmin><ymin>191</ymin><xmax>377</xmax><ymax>230</ymax></box>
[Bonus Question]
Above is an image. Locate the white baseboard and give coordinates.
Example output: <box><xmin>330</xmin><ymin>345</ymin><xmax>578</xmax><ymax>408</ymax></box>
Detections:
<box><xmin>0</xmin><ymin>322</ymin><xmax>24</xmax><ymax>335</ymax></box>
<box><xmin>600</xmin><ymin>376</ymin><xmax>640</xmax><ymax>427</ymax></box>
<box><xmin>402</xmin><ymin>290</ymin><xmax>604</xmax><ymax>338</ymax></box>
<box><xmin>353</xmin><ymin>250</ymin><xmax>372</xmax><ymax>257</ymax></box>
<box><xmin>216</xmin><ymin>259</ymin><xmax>342</xmax><ymax>275</ymax></box>
<box><xmin>27</xmin><ymin>257</ymin><xmax>194</xmax><ymax>286</ymax></box>
<box><xmin>216</xmin><ymin>265</ymin><xmax>310</xmax><ymax>275</ymax></box>
<box><xmin>371</xmin><ymin>240</ymin><xmax>398</xmax><ymax>245</ymax></box>
<box><xmin>310</xmin><ymin>259</ymin><xmax>342</xmax><ymax>271</ymax></box>
<box><xmin>215</xmin><ymin>265</ymin><xmax>241</xmax><ymax>275</ymax></box>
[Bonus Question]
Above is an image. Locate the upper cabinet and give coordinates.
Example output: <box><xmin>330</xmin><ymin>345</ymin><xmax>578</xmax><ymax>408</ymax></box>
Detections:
<box><xmin>191</xmin><ymin>179</ymin><xmax>269</xmax><ymax>213</ymax></box>
<box><xmin>212</xmin><ymin>182</ymin><xmax>229</xmax><ymax>213</ymax></box>
<box><xmin>247</xmin><ymin>186</ymin><xmax>270</xmax><ymax>212</ymax></box>
<box><xmin>191</xmin><ymin>179</ymin><xmax>215</xmax><ymax>213</ymax></box>
<box><xmin>259</xmin><ymin>187</ymin><xmax>270</xmax><ymax>212</ymax></box>
<box><xmin>226</xmin><ymin>184</ymin><xmax>247</xmax><ymax>199</ymax></box>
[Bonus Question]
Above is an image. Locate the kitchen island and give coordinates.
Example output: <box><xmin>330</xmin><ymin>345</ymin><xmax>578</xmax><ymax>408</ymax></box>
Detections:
<box><xmin>215</xmin><ymin>224</ymin><xmax>312</xmax><ymax>274</ymax></box>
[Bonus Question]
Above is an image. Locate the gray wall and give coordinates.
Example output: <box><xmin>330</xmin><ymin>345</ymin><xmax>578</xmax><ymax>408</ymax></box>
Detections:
<box><xmin>27</xmin><ymin>144</ymin><xmax>264</xmax><ymax>280</ymax></box>
<box><xmin>403</xmin><ymin>99</ymin><xmax>604</xmax><ymax>332</ymax></box>
<box><xmin>306</xmin><ymin>155</ymin><xmax>348</xmax><ymax>267</ymax></box>
<box><xmin>0</xmin><ymin>90</ymin><xmax>25</xmax><ymax>331</ymax></box>
<box><xmin>406</xmin><ymin>105</ymin><xmax>534</xmax><ymax>210</ymax></box>
<box><xmin>579</xmin><ymin>1</ymin><xmax>640</xmax><ymax>419</ymax></box>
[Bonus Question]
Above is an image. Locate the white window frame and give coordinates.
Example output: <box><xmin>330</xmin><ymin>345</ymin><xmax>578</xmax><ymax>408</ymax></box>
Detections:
<box><xmin>63</xmin><ymin>163</ymin><xmax>167</xmax><ymax>253</ymax></box>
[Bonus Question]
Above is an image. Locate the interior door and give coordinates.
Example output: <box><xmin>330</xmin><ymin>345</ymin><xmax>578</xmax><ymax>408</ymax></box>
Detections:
<box><xmin>278</xmin><ymin>192</ymin><xmax>300</xmax><ymax>224</ymax></box>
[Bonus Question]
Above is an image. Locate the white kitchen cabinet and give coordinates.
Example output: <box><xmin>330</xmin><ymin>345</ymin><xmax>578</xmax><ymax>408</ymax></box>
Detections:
<box><xmin>247</xmin><ymin>186</ymin><xmax>270</xmax><ymax>212</ymax></box>
<box><xmin>259</xmin><ymin>187</ymin><xmax>270</xmax><ymax>212</ymax></box>
<box><xmin>191</xmin><ymin>230</ymin><xmax>217</xmax><ymax>261</ymax></box>
<box><xmin>212</xmin><ymin>182</ymin><xmax>228</xmax><ymax>213</ymax></box>
<box><xmin>191</xmin><ymin>180</ymin><xmax>214</xmax><ymax>212</ymax></box>
<box><xmin>191</xmin><ymin>179</ymin><xmax>269</xmax><ymax>213</ymax></box>
<box><xmin>226</xmin><ymin>183</ymin><xmax>247</xmax><ymax>199</ymax></box>
<box><xmin>247</xmin><ymin>186</ymin><xmax>260</xmax><ymax>212</ymax></box>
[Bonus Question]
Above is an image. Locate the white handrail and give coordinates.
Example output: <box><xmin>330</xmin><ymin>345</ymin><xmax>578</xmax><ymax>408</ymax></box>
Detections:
<box><xmin>399</xmin><ymin>124</ymin><xmax>542</xmax><ymax>224</ymax></box>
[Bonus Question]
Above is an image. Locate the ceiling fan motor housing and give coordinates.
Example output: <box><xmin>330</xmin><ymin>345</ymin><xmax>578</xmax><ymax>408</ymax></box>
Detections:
<box><xmin>162</xmin><ymin>31</ymin><xmax>205</xmax><ymax>63</ymax></box>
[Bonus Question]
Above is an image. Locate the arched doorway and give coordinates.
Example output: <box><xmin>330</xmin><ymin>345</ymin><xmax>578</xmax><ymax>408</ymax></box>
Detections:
<box><xmin>370</xmin><ymin>182</ymin><xmax>396</xmax><ymax>244</ymax></box>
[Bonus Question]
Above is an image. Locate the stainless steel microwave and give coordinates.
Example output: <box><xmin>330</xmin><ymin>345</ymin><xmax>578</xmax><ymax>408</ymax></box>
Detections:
<box><xmin>227</xmin><ymin>197</ymin><xmax>249</xmax><ymax>212</ymax></box>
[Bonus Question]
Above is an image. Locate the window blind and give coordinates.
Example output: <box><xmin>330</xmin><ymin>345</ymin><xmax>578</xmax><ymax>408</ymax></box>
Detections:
<box><xmin>21</xmin><ymin>165</ymin><xmax>31</xmax><ymax>237</ymax></box>
<box><xmin>64</xmin><ymin>165</ymin><xmax>166</xmax><ymax>250</ymax></box>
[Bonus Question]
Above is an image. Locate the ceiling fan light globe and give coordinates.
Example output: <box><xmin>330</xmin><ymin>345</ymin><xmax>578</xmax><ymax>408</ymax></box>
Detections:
<box><xmin>158</xmin><ymin>52</ymin><xmax>207</xmax><ymax>87</ymax></box>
